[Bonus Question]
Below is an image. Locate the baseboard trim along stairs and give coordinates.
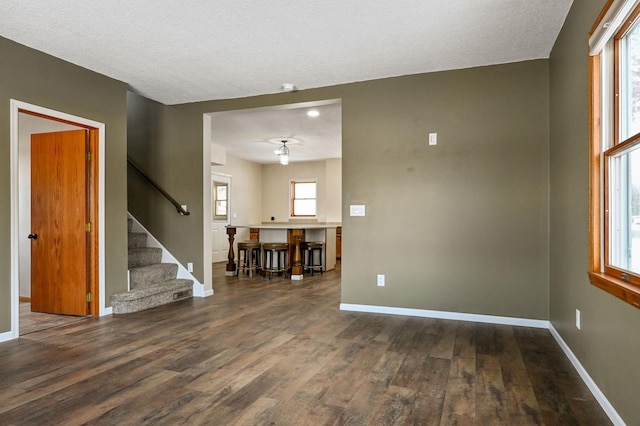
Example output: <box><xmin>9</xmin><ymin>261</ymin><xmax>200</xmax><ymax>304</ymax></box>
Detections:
<box><xmin>111</xmin><ymin>216</ymin><xmax>196</xmax><ymax>314</ymax></box>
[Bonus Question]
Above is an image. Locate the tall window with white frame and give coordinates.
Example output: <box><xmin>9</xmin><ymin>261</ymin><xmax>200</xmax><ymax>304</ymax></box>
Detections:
<box><xmin>589</xmin><ymin>0</ymin><xmax>640</xmax><ymax>308</ymax></box>
<box><xmin>290</xmin><ymin>179</ymin><xmax>317</xmax><ymax>218</ymax></box>
<box><xmin>213</xmin><ymin>182</ymin><xmax>228</xmax><ymax>221</ymax></box>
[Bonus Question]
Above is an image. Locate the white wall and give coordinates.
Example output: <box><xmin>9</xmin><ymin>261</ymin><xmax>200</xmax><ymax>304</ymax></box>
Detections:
<box><xmin>325</xmin><ymin>158</ymin><xmax>342</xmax><ymax>223</ymax></box>
<box><xmin>212</xmin><ymin>154</ymin><xmax>263</xmax><ymax>245</ymax></box>
<box><xmin>262</xmin><ymin>159</ymin><xmax>342</xmax><ymax>223</ymax></box>
<box><xmin>18</xmin><ymin>114</ymin><xmax>83</xmax><ymax>297</ymax></box>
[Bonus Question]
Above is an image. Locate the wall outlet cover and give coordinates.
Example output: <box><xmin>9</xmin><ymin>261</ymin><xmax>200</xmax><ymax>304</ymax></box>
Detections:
<box><xmin>350</xmin><ymin>205</ymin><xmax>365</xmax><ymax>216</ymax></box>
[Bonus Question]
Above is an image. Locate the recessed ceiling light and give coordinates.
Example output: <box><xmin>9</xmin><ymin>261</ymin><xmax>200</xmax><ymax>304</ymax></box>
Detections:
<box><xmin>307</xmin><ymin>110</ymin><xmax>320</xmax><ymax>118</ymax></box>
<box><xmin>282</xmin><ymin>83</ymin><xmax>296</xmax><ymax>92</ymax></box>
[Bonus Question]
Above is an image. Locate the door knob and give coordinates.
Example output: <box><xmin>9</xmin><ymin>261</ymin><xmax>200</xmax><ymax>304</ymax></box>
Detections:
<box><xmin>28</xmin><ymin>233</ymin><xmax>38</xmax><ymax>240</ymax></box>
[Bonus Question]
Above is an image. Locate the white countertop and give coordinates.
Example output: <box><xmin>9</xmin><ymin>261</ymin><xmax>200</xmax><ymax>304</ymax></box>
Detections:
<box><xmin>230</xmin><ymin>223</ymin><xmax>341</xmax><ymax>229</ymax></box>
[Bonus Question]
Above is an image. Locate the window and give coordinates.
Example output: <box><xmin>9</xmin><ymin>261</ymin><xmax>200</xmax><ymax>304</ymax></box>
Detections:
<box><xmin>213</xmin><ymin>182</ymin><xmax>228</xmax><ymax>221</ymax></box>
<box><xmin>589</xmin><ymin>0</ymin><xmax>640</xmax><ymax>308</ymax></box>
<box><xmin>290</xmin><ymin>179</ymin><xmax>317</xmax><ymax>217</ymax></box>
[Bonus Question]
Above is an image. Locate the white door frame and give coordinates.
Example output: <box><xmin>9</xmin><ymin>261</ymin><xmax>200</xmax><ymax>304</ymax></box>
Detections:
<box><xmin>202</xmin><ymin>115</ymin><xmax>213</xmax><ymax>294</ymax></box>
<box><xmin>7</xmin><ymin>100</ymin><xmax>107</xmax><ymax>341</ymax></box>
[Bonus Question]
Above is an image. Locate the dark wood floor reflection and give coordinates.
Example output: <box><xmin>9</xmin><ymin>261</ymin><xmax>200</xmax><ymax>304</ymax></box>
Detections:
<box><xmin>1</xmin><ymin>263</ymin><xmax>611</xmax><ymax>425</ymax></box>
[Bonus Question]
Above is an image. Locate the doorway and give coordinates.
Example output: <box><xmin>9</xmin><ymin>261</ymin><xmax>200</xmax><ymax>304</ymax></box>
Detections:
<box><xmin>202</xmin><ymin>99</ymin><xmax>342</xmax><ymax>291</ymax></box>
<box><xmin>9</xmin><ymin>100</ymin><xmax>107</xmax><ymax>339</ymax></box>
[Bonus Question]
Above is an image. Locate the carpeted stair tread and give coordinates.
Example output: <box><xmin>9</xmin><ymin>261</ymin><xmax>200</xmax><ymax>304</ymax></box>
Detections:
<box><xmin>116</xmin><ymin>217</ymin><xmax>193</xmax><ymax>314</ymax></box>
<box><xmin>129</xmin><ymin>263</ymin><xmax>178</xmax><ymax>289</ymax></box>
<box><xmin>128</xmin><ymin>247</ymin><xmax>163</xmax><ymax>268</ymax></box>
<box><xmin>128</xmin><ymin>232</ymin><xmax>148</xmax><ymax>249</ymax></box>
<box><xmin>112</xmin><ymin>279</ymin><xmax>193</xmax><ymax>314</ymax></box>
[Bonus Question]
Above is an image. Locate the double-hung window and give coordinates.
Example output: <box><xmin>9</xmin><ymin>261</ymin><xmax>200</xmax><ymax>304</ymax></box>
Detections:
<box><xmin>290</xmin><ymin>179</ymin><xmax>317</xmax><ymax>218</ymax></box>
<box><xmin>589</xmin><ymin>0</ymin><xmax>640</xmax><ymax>308</ymax></box>
<box><xmin>213</xmin><ymin>182</ymin><xmax>228</xmax><ymax>221</ymax></box>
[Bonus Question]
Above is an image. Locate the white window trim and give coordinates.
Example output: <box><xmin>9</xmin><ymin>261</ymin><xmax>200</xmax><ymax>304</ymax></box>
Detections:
<box><xmin>289</xmin><ymin>178</ymin><xmax>318</xmax><ymax>219</ymax></box>
<box><xmin>590</xmin><ymin>0</ymin><xmax>640</xmax><ymax>55</ymax></box>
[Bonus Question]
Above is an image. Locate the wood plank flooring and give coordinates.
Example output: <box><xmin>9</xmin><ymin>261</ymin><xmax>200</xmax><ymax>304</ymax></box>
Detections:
<box><xmin>19</xmin><ymin>302</ymin><xmax>90</xmax><ymax>335</ymax></box>
<box><xmin>1</xmin><ymin>263</ymin><xmax>611</xmax><ymax>425</ymax></box>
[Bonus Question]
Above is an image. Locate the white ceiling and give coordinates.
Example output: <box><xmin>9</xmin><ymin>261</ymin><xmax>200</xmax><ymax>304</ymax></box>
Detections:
<box><xmin>210</xmin><ymin>100</ymin><xmax>341</xmax><ymax>164</ymax></box>
<box><xmin>1</xmin><ymin>0</ymin><xmax>573</xmax><ymax>164</ymax></box>
<box><xmin>0</xmin><ymin>1</ymin><xmax>573</xmax><ymax>105</ymax></box>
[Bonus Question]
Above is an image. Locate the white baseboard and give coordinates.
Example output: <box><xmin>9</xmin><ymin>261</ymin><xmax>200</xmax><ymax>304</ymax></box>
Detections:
<box><xmin>339</xmin><ymin>303</ymin><xmax>549</xmax><ymax>328</ymax></box>
<box><xmin>0</xmin><ymin>330</ymin><xmax>17</xmax><ymax>343</ymax></box>
<box><xmin>549</xmin><ymin>324</ymin><xmax>626</xmax><ymax>426</ymax></box>
<box><xmin>193</xmin><ymin>285</ymin><xmax>214</xmax><ymax>297</ymax></box>
<box><xmin>339</xmin><ymin>303</ymin><xmax>625</xmax><ymax>426</ymax></box>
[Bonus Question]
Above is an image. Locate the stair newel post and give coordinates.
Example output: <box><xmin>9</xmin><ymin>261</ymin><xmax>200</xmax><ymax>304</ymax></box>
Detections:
<box><xmin>226</xmin><ymin>226</ymin><xmax>237</xmax><ymax>276</ymax></box>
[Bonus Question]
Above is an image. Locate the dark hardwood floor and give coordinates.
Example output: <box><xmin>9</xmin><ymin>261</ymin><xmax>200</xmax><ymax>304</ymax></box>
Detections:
<box><xmin>19</xmin><ymin>302</ymin><xmax>90</xmax><ymax>336</ymax></box>
<box><xmin>1</xmin><ymin>263</ymin><xmax>611</xmax><ymax>425</ymax></box>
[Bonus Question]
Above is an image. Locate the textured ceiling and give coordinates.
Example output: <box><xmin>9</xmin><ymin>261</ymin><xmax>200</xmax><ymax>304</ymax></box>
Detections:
<box><xmin>210</xmin><ymin>100</ymin><xmax>342</xmax><ymax>165</ymax></box>
<box><xmin>0</xmin><ymin>0</ymin><xmax>573</xmax><ymax>105</ymax></box>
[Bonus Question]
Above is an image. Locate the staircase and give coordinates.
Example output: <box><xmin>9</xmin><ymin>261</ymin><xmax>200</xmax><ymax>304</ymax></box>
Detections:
<box><xmin>111</xmin><ymin>219</ymin><xmax>193</xmax><ymax>314</ymax></box>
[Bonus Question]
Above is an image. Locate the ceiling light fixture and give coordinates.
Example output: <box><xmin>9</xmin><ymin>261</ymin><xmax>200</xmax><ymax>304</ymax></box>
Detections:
<box><xmin>307</xmin><ymin>109</ymin><xmax>320</xmax><ymax>118</ymax></box>
<box><xmin>277</xmin><ymin>140</ymin><xmax>290</xmax><ymax>165</ymax></box>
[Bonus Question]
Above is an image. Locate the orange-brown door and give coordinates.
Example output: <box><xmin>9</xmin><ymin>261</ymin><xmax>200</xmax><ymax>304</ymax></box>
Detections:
<box><xmin>30</xmin><ymin>130</ymin><xmax>89</xmax><ymax>315</ymax></box>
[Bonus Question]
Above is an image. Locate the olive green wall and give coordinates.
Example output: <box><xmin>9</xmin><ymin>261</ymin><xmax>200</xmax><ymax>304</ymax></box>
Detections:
<box><xmin>0</xmin><ymin>36</ymin><xmax>128</xmax><ymax>332</ymax></box>
<box><xmin>550</xmin><ymin>1</ymin><xmax>640</xmax><ymax>423</ymax></box>
<box><xmin>129</xmin><ymin>59</ymin><xmax>550</xmax><ymax>320</ymax></box>
<box><xmin>127</xmin><ymin>92</ymin><xmax>206</xmax><ymax>281</ymax></box>
<box><xmin>339</xmin><ymin>62</ymin><xmax>550</xmax><ymax>319</ymax></box>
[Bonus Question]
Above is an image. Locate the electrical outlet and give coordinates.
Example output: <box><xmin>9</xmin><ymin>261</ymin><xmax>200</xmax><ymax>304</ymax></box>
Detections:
<box><xmin>377</xmin><ymin>274</ymin><xmax>385</xmax><ymax>287</ymax></box>
<box><xmin>187</xmin><ymin>262</ymin><xmax>193</xmax><ymax>273</ymax></box>
<box><xmin>576</xmin><ymin>309</ymin><xmax>581</xmax><ymax>330</ymax></box>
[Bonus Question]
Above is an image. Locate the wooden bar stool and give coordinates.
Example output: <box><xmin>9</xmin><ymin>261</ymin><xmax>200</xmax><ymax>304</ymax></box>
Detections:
<box><xmin>236</xmin><ymin>241</ymin><xmax>262</xmax><ymax>278</ymax></box>
<box><xmin>301</xmin><ymin>241</ymin><xmax>324</xmax><ymax>275</ymax></box>
<box><xmin>262</xmin><ymin>242</ymin><xmax>289</xmax><ymax>279</ymax></box>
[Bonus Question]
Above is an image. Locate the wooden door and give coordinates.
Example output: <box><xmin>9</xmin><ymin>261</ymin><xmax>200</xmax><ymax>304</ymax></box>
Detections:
<box><xmin>31</xmin><ymin>130</ymin><xmax>89</xmax><ymax>315</ymax></box>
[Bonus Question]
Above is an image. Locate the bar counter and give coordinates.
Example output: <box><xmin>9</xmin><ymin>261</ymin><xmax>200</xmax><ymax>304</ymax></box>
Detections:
<box><xmin>225</xmin><ymin>224</ymin><xmax>340</xmax><ymax>279</ymax></box>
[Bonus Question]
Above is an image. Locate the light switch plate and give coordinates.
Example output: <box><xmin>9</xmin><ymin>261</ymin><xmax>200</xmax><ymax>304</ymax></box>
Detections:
<box><xmin>350</xmin><ymin>205</ymin><xmax>365</xmax><ymax>216</ymax></box>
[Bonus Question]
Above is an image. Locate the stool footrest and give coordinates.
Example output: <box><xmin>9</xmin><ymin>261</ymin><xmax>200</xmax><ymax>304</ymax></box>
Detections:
<box><xmin>301</xmin><ymin>241</ymin><xmax>324</xmax><ymax>276</ymax></box>
<box><xmin>262</xmin><ymin>243</ymin><xmax>289</xmax><ymax>279</ymax></box>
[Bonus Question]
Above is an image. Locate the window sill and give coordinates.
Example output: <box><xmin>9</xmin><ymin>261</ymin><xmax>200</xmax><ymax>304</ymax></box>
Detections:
<box><xmin>588</xmin><ymin>271</ymin><xmax>640</xmax><ymax>309</ymax></box>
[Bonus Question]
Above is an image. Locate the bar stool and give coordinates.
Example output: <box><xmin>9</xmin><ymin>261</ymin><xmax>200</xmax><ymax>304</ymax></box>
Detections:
<box><xmin>301</xmin><ymin>241</ymin><xmax>324</xmax><ymax>275</ymax></box>
<box><xmin>236</xmin><ymin>241</ymin><xmax>262</xmax><ymax>278</ymax></box>
<box><xmin>262</xmin><ymin>242</ymin><xmax>289</xmax><ymax>279</ymax></box>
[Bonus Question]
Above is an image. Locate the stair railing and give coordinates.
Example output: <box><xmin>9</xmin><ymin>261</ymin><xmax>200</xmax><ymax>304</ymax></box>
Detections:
<box><xmin>127</xmin><ymin>156</ymin><xmax>190</xmax><ymax>216</ymax></box>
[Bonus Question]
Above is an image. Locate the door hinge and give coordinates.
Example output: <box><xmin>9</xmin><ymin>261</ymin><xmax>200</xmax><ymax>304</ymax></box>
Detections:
<box><xmin>86</xmin><ymin>292</ymin><xmax>92</xmax><ymax>303</ymax></box>
<box><xmin>87</xmin><ymin>151</ymin><xmax>92</xmax><ymax>161</ymax></box>
<box><xmin>86</xmin><ymin>222</ymin><xmax>92</xmax><ymax>232</ymax></box>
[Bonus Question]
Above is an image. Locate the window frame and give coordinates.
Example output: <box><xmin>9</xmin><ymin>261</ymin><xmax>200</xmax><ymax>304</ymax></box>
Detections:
<box><xmin>589</xmin><ymin>0</ymin><xmax>640</xmax><ymax>308</ymax></box>
<box><xmin>290</xmin><ymin>179</ymin><xmax>317</xmax><ymax>218</ymax></box>
<box><xmin>213</xmin><ymin>181</ymin><xmax>228</xmax><ymax>222</ymax></box>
